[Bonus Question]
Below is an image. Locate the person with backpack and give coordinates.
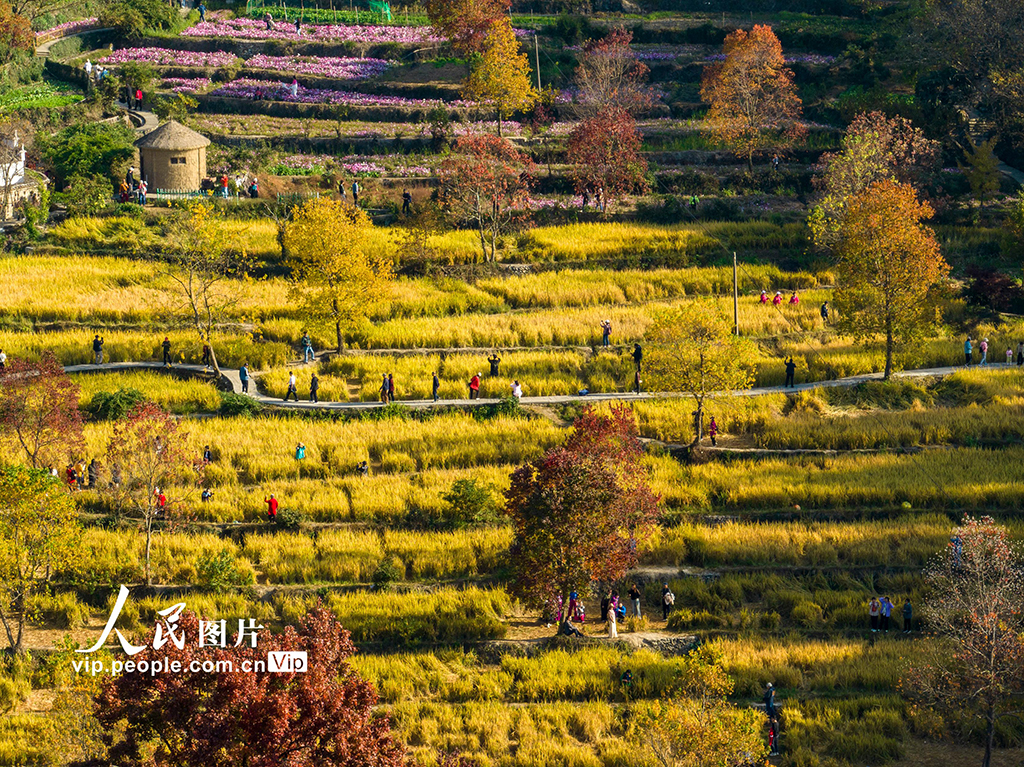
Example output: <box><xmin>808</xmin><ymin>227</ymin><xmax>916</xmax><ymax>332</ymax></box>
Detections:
<box><xmin>92</xmin><ymin>335</ymin><xmax>104</xmax><ymax>365</ymax></box>
<box><xmin>661</xmin><ymin>583</ymin><xmax>674</xmax><ymax>620</ymax></box>
<box><xmin>964</xmin><ymin>337</ymin><xmax>973</xmax><ymax>366</ymax></box>
<box><xmin>979</xmin><ymin>337</ymin><xmax>989</xmax><ymax>365</ymax></box>
<box><xmin>632</xmin><ymin>343</ymin><xmax>643</xmax><ymax>372</ymax></box>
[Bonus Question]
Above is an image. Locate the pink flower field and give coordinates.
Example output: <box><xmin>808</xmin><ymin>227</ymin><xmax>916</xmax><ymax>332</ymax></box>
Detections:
<box><xmin>181</xmin><ymin>17</ymin><xmax>441</xmax><ymax>44</ymax></box>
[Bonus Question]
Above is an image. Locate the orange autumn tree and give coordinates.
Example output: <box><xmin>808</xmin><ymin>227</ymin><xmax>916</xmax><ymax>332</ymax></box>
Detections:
<box><xmin>833</xmin><ymin>179</ymin><xmax>949</xmax><ymax>379</ymax></box>
<box><xmin>700</xmin><ymin>25</ymin><xmax>803</xmax><ymax>169</ymax></box>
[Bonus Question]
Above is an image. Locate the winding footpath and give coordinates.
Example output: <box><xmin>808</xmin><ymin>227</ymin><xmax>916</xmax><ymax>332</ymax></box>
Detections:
<box><xmin>62</xmin><ymin>361</ymin><xmax>1003</xmax><ymax>412</ymax></box>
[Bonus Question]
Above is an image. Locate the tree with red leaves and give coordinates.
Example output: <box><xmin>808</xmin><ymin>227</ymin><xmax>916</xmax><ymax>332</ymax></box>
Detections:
<box><xmin>567</xmin><ymin>107</ymin><xmax>648</xmax><ymax>213</ymax></box>
<box><xmin>423</xmin><ymin>0</ymin><xmax>510</xmax><ymax>56</ymax></box>
<box><xmin>105</xmin><ymin>402</ymin><xmax>202</xmax><ymax>586</ymax></box>
<box><xmin>905</xmin><ymin>517</ymin><xmax>1024</xmax><ymax>767</ymax></box>
<box><xmin>95</xmin><ymin>606</ymin><xmax>405</xmax><ymax>767</ymax></box>
<box><xmin>504</xmin><ymin>405</ymin><xmax>661</xmax><ymax>632</ymax></box>
<box><xmin>438</xmin><ymin>133</ymin><xmax>534</xmax><ymax>261</ymax></box>
<box><xmin>700</xmin><ymin>24</ymin><xmax>803</xmax><ymax>169</ymax></box>
<box><xmin>573</xmin><ymin>27</ymin><xmax>653</xmax><ymax>116</ymax></box>
<box><xmin>0</xmin><ymin>350</ymin><xmax>84</xmax><ymax>469</ymax></box>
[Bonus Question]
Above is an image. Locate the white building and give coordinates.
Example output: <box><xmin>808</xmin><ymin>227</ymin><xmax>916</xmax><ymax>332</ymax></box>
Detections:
<box><xmin>1</xmin><ymin>132</ymin><xmax>43</xmax><ymax>221</ymax></box>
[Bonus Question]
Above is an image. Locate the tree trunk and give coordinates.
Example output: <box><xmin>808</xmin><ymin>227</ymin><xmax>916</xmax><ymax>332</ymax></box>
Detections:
<box><xmin>497</xmin><ymin>112</ymin><xmax>502</xmax><ymax>138</ymax></box>
<box><xmin>333</xmin><ymin>298</ymin><xmax>344</xmax><ymax>352</ymax></box>
<box><xmin>208</xmin><ymin>341</ymin><xmax>220</xmax><ymax>376</ymax></box>
<box><xmin>693</xmin><ymin>403</ymin><xmax>704</xmax><ymax>445</ymax></box>
<box><xmin>145</xmin><ymin>518</ymin><xmax>153</xmax><ymax>587</ymax></box>
<box><xmin>884</xmin><ymin>328</ymin><xmax>894</xmax><ymax>380</ymax></box>
<box><xmin>983</xmin><ymin>704</ymin><xmax>995</xmax><ymax>767</ymax></box>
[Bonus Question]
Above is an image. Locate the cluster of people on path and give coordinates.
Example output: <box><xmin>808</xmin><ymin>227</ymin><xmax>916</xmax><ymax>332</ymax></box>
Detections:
<box><xmin>964</xmin><ymin>336</ymin><xmax>1024</xmax><ymax>367</ymax></box>
<box><xmin>868</xmin><ymin>596</ymin><xmax>913</xmax><ymax>633</ymax></box>
<box><xmin>337</xmin><ymin>179</ymin><xmax>361</xmax><ymax>206</ymax></box>
<box><xmin>119</xmin><ymin>168</ymin><xmax>147</xmax><ymax>205</ymax></box>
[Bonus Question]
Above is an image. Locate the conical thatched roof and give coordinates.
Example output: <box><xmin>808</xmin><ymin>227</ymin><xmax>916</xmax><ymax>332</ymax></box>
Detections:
<box><xmin>135</xmin><ymin>120</ymin><xmax>210</xmax><ymax>150</ymax></box>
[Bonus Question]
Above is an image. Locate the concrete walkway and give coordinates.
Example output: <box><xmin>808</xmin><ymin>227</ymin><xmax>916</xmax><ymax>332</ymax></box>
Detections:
<box><xmin>33</xmin><ymin>27</ymin><xmax>113</xmax><ymax>57</ymax></box>
<box><xmin>63</xmin><ymin>361</ymin><xmax>1002</xmax><ymax>412</ymax></box>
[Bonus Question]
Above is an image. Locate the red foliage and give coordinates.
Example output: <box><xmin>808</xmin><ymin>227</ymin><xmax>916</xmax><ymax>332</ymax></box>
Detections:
<box><xmin>438</xmin><ymin>133</ymin><xmax>534</xmax><ymax>261</ymax></box>
<box><xmin>422</xmin><ymin>0</ymin><xmax>510</xmax><ymax>55</ymax></box>
<box><xmin>0</xmin><ymin>351</ymin><xmax>84</xmax><ymax>469</ymax></box>
<box><xmin>567</xmin><ymin>107</ymin><xmax>648</xmax><ymax>212</ymax></box>
<box><xmin>95</xmin><ymin>607</ymin><xmax>405</xmax><ymax>767</ymax></box>
<box><xmin>574</xmin><ymin>27</ymin><xmax>653</xmax><ymax>115</ymax></box>
<box><xmin>504</xmin><ymin>405</ymin><xmax>661</xmax><ymax>622</ymax></box>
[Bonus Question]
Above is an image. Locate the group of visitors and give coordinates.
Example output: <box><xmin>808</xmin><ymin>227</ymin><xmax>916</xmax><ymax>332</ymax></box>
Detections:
<box><xmin>964</xmin><ymin>337</ymin><xmax>1024</xmax><ymax>366</ymax></box>
<box><xmin>868</xmin><ymin>596</ymin><xmax>913</xmax><ymax>633</ymax></box>
<box><xmin>760</xmin><ymin>290</ymin><xmax>801</xmax><ymax>307</ymax></box>
<box><xmin>337</xmin><ymin>179</ymin><xmax>361</xmax><ymax>206</ymax></box>
<box><xmin>120</xmin><ymin>168</ymin><xmax>147</xmax><ymax>205</ymax></box>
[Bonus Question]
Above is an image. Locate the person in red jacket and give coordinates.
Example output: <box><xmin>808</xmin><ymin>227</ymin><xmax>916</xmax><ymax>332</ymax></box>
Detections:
<box><xmin>264</xmin><ymin>494</ymin><xmax>278</xmax><ymax>521</ymax></box>
<box><xmin>469</xmin><ymin>373</ymin><xmax>481</xmax><ymax>400</ymax></box>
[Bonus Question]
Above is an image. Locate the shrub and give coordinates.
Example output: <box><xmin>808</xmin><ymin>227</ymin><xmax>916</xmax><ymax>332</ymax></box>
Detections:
<box><xmin>219</xmin><ymin>392</ymin><xmax>263</xmax><ymax>417</ymax></box>
<box><xmin>196</xmin><ymin>549</ymin><xmax>255</xmax><ymax>592</ymax></box>
<box><xmin>373</xmin><ymin>557</ymin><xmax>402</xmax><ymax>589</ymax></box>
<box><xmin>274</xmin><ymin>506</ymin><xmax>306</xmax><ymax>531</ymax></box>
<box><xmin>439</xmin><ymin>478</ymin><xmax>499</xmax><ymax>528</ymax></box>
<box><xmin>88</xmin><ymin>388</ymin><xmax>146</xmax><ymax>421</ymax></box>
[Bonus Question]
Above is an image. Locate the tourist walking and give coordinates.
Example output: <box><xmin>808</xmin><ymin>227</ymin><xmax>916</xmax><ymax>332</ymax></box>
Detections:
<box><xmin>309</xmin><ymin>373</ymin><xmax>319</xmax><ymax>403</ymax></box>
<box><xmin>264</xmin><ymin>494</ymin><xmax>278</xmax><ymax>521</ymax></box>
<box><xmin>488</xmin><ymin>353</ymin><xmax>501</xmax><ymax>377</ymax></box>
<box><xmin>634</xmin><ymin>370</ymin><xmax>641</xmax><ymax>395</ymax></box>
<box><xmin>197</xmin><ymin>1</ymin><xmax>205</xmax><ymax>20</ymax></box>
<box><xmin>1018</xmin><ymin>341</ymin><xmax>1024</xmax><ymax>366</ymax></box>
<box><xmin>868</xmin><ymin>597</ymin><xmax>881</xmax><ymax>632</ymax></box>
<box><xmin>284</xmin><ymin>372</ymin><xmax>299</xmax><ymax>402</ymax></box>
<box><xmin>979</xmin><ymin>338</ymin><xmax>989</xmax><ymax>365</ymax></box>
<box><xmin>387</xmin><ymin>373</ymin><xmax>395</xmax><ymax>402</ymax></box>
<box><xmin>380</xmin><ymin>374</ymin><xmax>390</xmax><ymax>403</ymax></box>
<box><xmin>601</xmin><ymin>319</ymin><xmax>611</xmax><ymax>346</ymax></box>
<box><xmin>301</xmin><ymin>331</ymin><xmax>314</xmax><ymax>363</ymax></box>
<box><xmin>784</xmin><ymin>357</ymin><xmax>796</xmax><ymax>388</ymax></box>
<box><xmin>92</xmin><ymin>334</ymin><xmax>104</xmax><ymax>365</ymax></box>
<box><xmin>201</xmin><ymin>344</ymin><xmax>211</xmax><ymax>367</ymax></box>
<box><xmin>632</xmin><ymin>343</ymin><xmax>643</xmax><ymax>372</ymax></box>
<box><xmin>469</xmin><ymin>373</ymin><xmax>480</xmax><ymax>399</ymax></box>
<box><xmin>764</xmin><ymin>683</ymin><xmax>777</xmax><ymax>719</ymax></box>
<box><xmin>902</xmin><ymin>599</ymin><xmax>913</xmax><ymax>633</ymax></box>
<box><xmin>964</xmin><ymin>337</ymin><xmax>972</xmax><ymax>366</ymax></box>
<box><xmin>820</xmin><ymin>301</ymin><xmax>829</xmax><ymax>324</ymax></box>
<box><xmin>240</xmin><ymin>362</ymin><xmax>250</xmax><ymax>393</ymax></box>
<box><xmin>432</xmin><ymin>371</ymin><xmax>440</xmax><ymax>402</ymax></box>
<box><xmin>708</xmin><ymin>416</ymin><xmax>718</xmax><ymax>446</ymax></box>
<box><xmin>352</xmin><ymin>180</ymin><xmax>360</xmax><ymax>206</ymax></box>
<box><xmin>402</xmin><ymin>189</ymin><xmax>412</xmax><ymax>215</ymax></box>
<box><xmin>661</xmin><ymin>584</ymin><xmax>674</xmax><ymax>620</ymax></box>
<box><xmin>161</xmin><ymin>336</ymin><xmax>172</xmax><ymax>366</ymax></box>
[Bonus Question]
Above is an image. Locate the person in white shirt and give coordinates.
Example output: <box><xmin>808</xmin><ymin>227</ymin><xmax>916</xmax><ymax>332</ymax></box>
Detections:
<box><xmin>284</xmin><ymin>372</ymin><xmax>299</xmax><ymax>401</ymax></box>
<box><xmin>511</xmin><ymin>380</ymin><xmax>522</xmax><ymax>399</ymax></box>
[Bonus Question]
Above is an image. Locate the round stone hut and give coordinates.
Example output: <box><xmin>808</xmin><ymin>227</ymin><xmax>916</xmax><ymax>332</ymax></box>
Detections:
<box><xmin>134</xmin><ymin>120</ymin><xmax>210</xmax><ymax>192</ymax></box>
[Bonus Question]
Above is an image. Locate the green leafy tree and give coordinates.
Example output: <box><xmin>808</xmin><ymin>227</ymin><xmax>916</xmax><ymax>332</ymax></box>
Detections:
<box><xmin>0</xmin><ymin>466</ymin><xmax>80</xmax><ymax>653</ymax></box>
<box><xmin>63</xmin><ymin>174</ymin><xmax>113</xmax><ymax>218</ymax></box>
<box><xmin>441</xmin><ymin>479</ymin><xmax>498</xmax><ymax>528</ymax></box>
<box><xmin>152</xmin><ymin>92</ymin><xmax>198</xmax><ymax>123</ymax></box>
<box><xmin>643</xmin><ymin>301</ymin><xmax>755</xmax><ymax>443</ymax></box>
<box><xmin>39</xmin><ymin>122</ymin><xmax>135</xmax><ymax>189</ymax></box>
<box><xmin>99</xmin><ymin>0</ymin><xmax>178</xmax><ymax>38</ymax></box>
